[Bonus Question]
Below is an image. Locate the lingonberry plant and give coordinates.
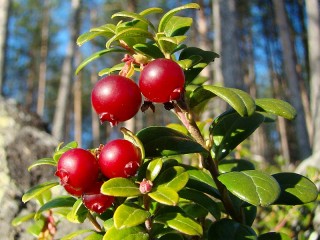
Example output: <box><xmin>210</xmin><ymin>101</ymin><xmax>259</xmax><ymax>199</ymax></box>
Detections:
<box><xmin>14</xmin><ymin>3</ymin><xmax>318</xmax><ymax>240</ymax></box>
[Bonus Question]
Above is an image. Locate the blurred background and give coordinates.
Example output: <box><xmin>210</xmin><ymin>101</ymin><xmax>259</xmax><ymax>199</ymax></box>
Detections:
<box><xmin>0</xmin><ymin>0</ymin><xmax>319</xmax><ymax>239</ymax></box>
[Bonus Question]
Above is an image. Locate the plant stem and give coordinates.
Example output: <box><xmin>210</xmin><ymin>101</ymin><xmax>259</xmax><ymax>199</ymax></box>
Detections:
<box><xmin>87</xmin><ymin>212</ymin><xmax>103</xmax><ymax>232</ymax></box>
<box><xmin>174</xmin><ymin>98</ymin><xmax>243</xmax><ymax>223</ymax></box>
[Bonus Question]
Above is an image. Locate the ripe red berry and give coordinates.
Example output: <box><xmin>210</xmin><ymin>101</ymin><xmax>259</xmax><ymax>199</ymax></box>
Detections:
<box><xmin>98</xmin><ymin>139</ymin><xmax>142</xmax><ymax>179</ymax></box>
<box><xmin>91</xmin><ymin>75</ymin><xmax>142</xmax><ymax>126</ymax></box>
<box><xmin>139</xmin><ymin>58</ymin><xmax>185</xmax><ymax>103</ymax></box>
<box><xmin>55</xmin><ymin>148</ymin><xmax>99</xmax><ymax>197</ymax></box>
<box><xmin>82</xmin><ymin>181</ymin><xmax>114</xmax><ymax>214</ymax></box>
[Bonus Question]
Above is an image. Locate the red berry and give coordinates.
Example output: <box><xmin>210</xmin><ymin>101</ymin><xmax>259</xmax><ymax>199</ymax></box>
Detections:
<box><xmin>139</xmin><ymin>58</ymin><xmax>185</xmax><ymax>103</ymax></box>
<box><xmin>91</xmin><ymin>75</ymin><xmax>142</xmax><ymax>126</ymax></box>
<box><xmin>82</xmin><ymin>182</ymin><xmax>114</xmax><ymax>214</ymax></box>
<box><xmin>55</xmin><ymin>148</ymin><xmax>99</xmax><ymax>197</ymax></box>
<box><xmin>99</xmin><ymin>139</ymin><xmax>142</xmax><ymax>179</ymax></box>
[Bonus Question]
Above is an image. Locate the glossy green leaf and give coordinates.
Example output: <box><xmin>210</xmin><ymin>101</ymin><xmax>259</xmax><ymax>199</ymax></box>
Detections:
<box><xmin>158</xmin><ymin>36</ymin><xmax>187</xmax><ymax>55</ymax></box>
<box><xmin>75</xmin><ymin>48</ymin><xmax>127</xmax><ymax>75</ymax></box>
<box><xmin>11</xmin><ymin>213</ymin><xmax>35</xmax><ymax>226</ymax></box>
<box><xmin>136</xmin><ymin>126</ymin><xmax>207</xmax><ymax>157</ymax></box>
<box><xmin>149</xmin><ymin>186</ymin><xmax>179</xmax><ymax>206</ymax></box>
<box><xmin>179</xmin><ymin>188</ymin><xmax>220</xmax><ymax>220</ymax></box>
<box><xmin>67</xmin><ymin>199</ymin><xmax>88</xmax><ymax>223</ymax></box>
<box><xmin>208</xmin><ymin>218</ymin><xmax>257</xmax><ymax>240</ymax></box>
<box><xmin>272</xmin><ymin>172</ymin><xmax>318</xmax><ymax>205</ymax></box>
<box><xmin>218</xmin><ymin>159</ymin><xmax>255</xmax><ymax>173</ymax></box>
<box><xmin>258</xmin><ymin>232</ymin><xmax>291</xmax><ymax>240</ymax></box>
<box><xmin>35</xmin><ymin>196</ymin><xmax>77</xmax><ymax>220</ymax></box>
<box><xmin>114</xmin><ymin>203</ymin><xmax>151</xmax><ymax>229</ymax></box>
<box><xmin>120</xmin><ymin>127</ymin><xmax>145</xmax><ymax>160</ymax></box>
<box><xmin>22</xmin><ymin>181</ymin><xmax>59</xmax><ymax>203</ymax></box>
<box><xmin>139</xmin><ymin>7</ymin><xmax>163</xmax><ymax>16</ymax></box>
<box><xmin>101</xmin><ymin>178</ymin><xmax>141</xmax><ymax>197</ymax></box>
<box><xmin>84</xmin><ymin>232</ymin><xmax>104</xmax><ymax>240</ymax></box>
<box><xmin>103</xmin><ymin>226</ymin><xmax>148</xmax><ymax>240</ymax></box>
<box><xmin>154</xmin><ymin>166</ymin><xmax>189</xmax><ymax>191</ymax></box>
<box><xmin>98</xmin><ymin>62</ymin><xmax>125</xmax><ymax>76</ymax></box>
<box><xmin>147</xmin><ymin>158</ymin><xmax>163</xmax><ymax>181</ymax></box>
<box><xmin>112</xmin><ymin>11</ymin><xmax>155</xmax><ymax>31</ymax></box>
<box><xmin>179</xmin><ymin>47</ymin><xmax>219</xmax><ymax>83</ymax></box>
<box><xmin>164</xmin><ymin>16</ymin><xmax>193</xmax><ymax>37</ymax></box>
<box><xmin>77</xmin><ymin>31</ymin><xmax>112</xmax><ymax>46</ymax></box>
<box><xmin>90</xmin><ymin>23</ymin><xmax>116</xmax><ymax>33</ymax></box>
<box><xmin>27</xmin><ymin>217</ymin><xmax>46</xmax><ymax>237</ymax></box>
<box><xmin>61</xmin><ymin>229</ymin><xmax>94</xmax><ymax>240</ymax></box>
<box><xmin>133</xmin><ymin>42</ymin><xmax>164</xmax><ymax>59</ymax></box>
<box><xmin>210</xmin><ymin>111</ymin><xmax>265</xmax><ymax>161</ymax></box>
<box><xmin>158</xmin><ymin>3</ymin><xmax>200</xmax><ymax>32</ymax></box>
<box><xmin>154</xmin><ymin>212</ymin><xmax>203</xmax><ymax>236</ymax></box>
<box><xmin>28</xmin><ymin>157</ymin><xmax>56</xmax><ymax>171</ymax></box>
<box><xmin>106</xmin><ymin>28</ymin><xmax>154</xmax><ymax>48</ymax></box>
<box><xmin>256</xmin><ymin>98</ymin><xmax>296</xmax><ymax>120</ymax></box>
<box><xmin>218</xmin><ymin>170</ymin><xmax>280</xmax><ymax>206</ymax></box>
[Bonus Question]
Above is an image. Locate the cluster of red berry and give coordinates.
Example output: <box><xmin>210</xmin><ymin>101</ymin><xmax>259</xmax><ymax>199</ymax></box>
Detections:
<box><xmin>91</xmin><ymin>58</ymin><xmax>185</xmax><ymax>126</ymax></box>
<box><xmin>55</xmin><ymin>58</ymin><xmax>185</xmax><ymax>214</ymax></box>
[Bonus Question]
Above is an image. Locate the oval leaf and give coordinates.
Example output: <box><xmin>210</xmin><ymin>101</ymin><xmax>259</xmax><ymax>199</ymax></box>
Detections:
<box><xmin>103</xmin><ymin>226</ymin><xmax>148</xmax><ymax>240</ymax></box>
<box><xmin>139</xmin><ymin>7</ymin><xmax>163</xmax><ymax>16</ymax></box>
<box><xmin>218</xmin><ymin>159</ymin><xmax>255</xmax><ymax>173</ymax></box>
<box><xmin>137</xmin><ymin>126</ymin><xmax>207</xmax><ymax>157</ymax></box>
<box><xmin>67</xmin><ymin>199</ymin><xmax>88</xmax><ymax>223</ymax></box>
<box><xmin>256</xmin><ymin>98</ymin><xmax>296</xmax><ymax>120</ymax></box>
<box><xmin>149</xmin><ymin>186</ymin><xmax>179</xmax><ymax>206</ymax></box>
<box><xmin>112</xmin><ymin>11</ymin><xmax>155</xmax><ymax>31</ymax></box>
<box><xmin>84</xmin><ymin>232</ymin><xmax>104</xmax><ymax>240</ymax></box>
<box><xmin>158</xmin><ymin>3</ymin><xmax>200</xmax><ymax>33</ymax></box>
<box><xmin>61</xmin><ymin>229</ymin><xmax>94</xmax><ymax>240</ymax></box>
<box><xmin>101</xmin><ymin>178</ymin><xmax>141</xmax><ymax>197</ymax></box>
<box><xmin>154</xmin><ymin>166</ymin><xmax>189</xmax><ymax>191</ymax></box>
<box><xmin>208</xmin><ymin>218</ymin><xmax>257</xmax><ymax>240</ymax></box>
<box><xmin>114</xmin><ymin>203</ymin><xmax>151</xmax><ymax>229</ymax></box>
<box><xmin>218</xmin><ymin>170</ymin><xmax>281</xmax><ymax>206</ymax></box>
<box><xmin>147</xmin><ymin>158</ymin><xmax>163</xmax><ymax>181</ymax></box>
<box><xmin>22</xmin><ymin>181</ymin><xmax>59</xmax><ymax>203</ymax></box>
<box><xmin>164</xmin><ymin>16</ymin><xmax>193</xmax><ymax>37</ymax></box>
<box><xmin>28</xmin><ymin>158</ymin><xmax>56</xmax><ymax>171</ymax></box>
<box><xmin>272</xmin><ymin>172</ymin><xmax>318</xmax><ymax>205</ymax></box>
<box><xmin>210</xmin><ymin>111</ymin><xmax>265</xmax><ymax>161</ymax></box>
<box><xmin>154</xmin><ymin>212</ymin><xmax>203</xmax><ymax>236</ymax></box>
<box><xmin>11</xmin><ymin>213</ymin><xmax>35</xmax><ymax>227</ymax></box>
<box><xmin>133</xmin><ymin>43</ymin><xmax>164</xmax><ymax>59</ymax></box>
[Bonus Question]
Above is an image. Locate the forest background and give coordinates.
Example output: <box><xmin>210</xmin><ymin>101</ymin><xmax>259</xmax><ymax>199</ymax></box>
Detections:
<box><xmin>0</xmin><ymin>0</ymin><xmax>319</xmax><ymax>168</ymax></box>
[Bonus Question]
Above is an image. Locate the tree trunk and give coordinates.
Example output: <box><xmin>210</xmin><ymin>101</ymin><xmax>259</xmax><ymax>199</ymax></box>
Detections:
<box><xmin>219</xmin><ymin>0</ymin><xmax>244</xmax><ymax>90</ymax></box>
<box><xmin>306</xmin><ymin>0</ymin><xmax>320</xmax><ymax>154</ymax></box>
<box><xmin>272</xmin><ymin>0</ymin><xmax>311</xmax><ymax>159</ymax></box>
<box><xmin>73</xmin><ymin>51</ymin><xmax>82</xmax><ymax>147</ymax></box>
<box><xmin>52</xmin><ymin>0</ymin><xmax>81</xmax><ymax>141</ymax></box>
<box><xmin>36</xmin><ymin>0</ymin><xmax>50</xmax><ymax>118</ymax></box>
<box><xmin>0</xmin><ymin>0</ymin><xmax>10</xmax><ymax>95</ymax></box>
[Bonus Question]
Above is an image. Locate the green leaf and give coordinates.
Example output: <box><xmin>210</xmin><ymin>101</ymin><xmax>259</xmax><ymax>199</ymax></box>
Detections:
<box><xmin>22</xmin><ymin>181</ymin><xmax>59</xmax><ymax>203</ymax></box>
<box><xmin>61</xmin><ymin>229</ymin><xmax>94</xmax><ymax>240</ymax></box>
<box><xmin>258</xmin><ymin>232</ymin><xmax>291</xmax><ymax>240</ymax></box>
<box><xmin>35</xmin><ymin>196</ymin><xmax>77</xmax><ymax>220</ymax></box>
<box><xmin>114</xmin><ymin>203</ymin><xmax>151</xmax><ymax>229</ymax></box>
<box><xmin>67</xmin><ymin>199</ymin><xmax>88</xmax><ymax>223</ymax></box>
<box><xmin>154</xmin><ymin>166</ymin><xmax>189</xmax><ymax>191</ymax></box>
<box><xmin>90</xmin><ymin>23</ymin><xmax>116</xmax><ymax>33</ymax></box>
<box><xmin>272</xmin><ymin>172</ymin><xmax>318</xmax><ymax>205</ymax></box>
<box><xmin>158</xmin><ymin>36</ymin><xmax>187</xmax><ymax>55</ymax></box>
<box><xmin>112</xmin><ymin>11</ymin><xmax>156</xmax><ymax>31</ymax></box>
<box><xmin>53</xmin><ymin>141</ymin><xmax>78</xmax><ymax>162</ymax></box>
<box><xmin>179</xmin><ymin>188</ymin><xmax>220</xmax><ymax>220</ymax></box>
<box><xmin>101</xmin><ymin>178</ymin><xmax>141</xmax><ymax>197</ymax></box>
<box><xmin>133</xmin><ymin>43</ymin><xmax>164</xmax><ymax>59</ymax></box>
<box><xmin>210</xmin><ymin>111</ymin><xmax>265</xmax><ymax>161</ymax></box>
<box><xmin>98</xmin><ymin>62</ymin><xmax>125</xmax><ymax>76</ymax></box>
<box><xmin>158</xmin><ymin>3</ymin><xmax>200</xmax><ymax>33</ymax></box>
<box><xmin>85</xmin><ymin>232</ymin><xmax>104</xmax><ymax>240</ymax></box>
<box><xmin>136</xmin><ymin>126</ymin><xmax>207</xmax><ymax>157</ymax></box>
<box><xmin>191</xmin><ymin>86</ymin><xmax>255</xmax><ymax>117</ymax></box>
<box><xmin>154</xmin><ymin>212</ymin><xmax>203</xmax><ymax>236</ymax></box>
<box><xmin>106</xmin><ymin>28</ymin><xmax>154</xmax><ymax>49</ymax></box>
<box><xmin>256</xmin><ymin>98</ymin><xmax>296</xmax><ymax>120</ymax></box>
<box><xmin>179</xmin><ymin>47</ymin><xmax>219</xmax><ymax>84</ymax></box>
<box><xmin>77</xmin><ymin>31</ymin><xmax>112</xmax><ymax>46</ymax></box>
<box><xmin>27</xmin><ymin>217</ymin><xmax>46</xmax><ymax>237</ymax></box>
<box><xmin>28</xmin><ymin>157</ymin><xmax>56</xmax><ymax>171</ymax></box>
<box><xmin>149</xmin><ymin>186</ymin><xmax>179</xmax><ymax>206</ymax></box>
<box><xmin>120</xmin><ymin>127</ymin><xmax>145</xmax><ymax>160</ymax></box>
<box><xmin>218</xmin><ymin>170</ymin><xmax>281</xmax><ymax>206</ymax></box>
<box><xmin>218</xmin><ymin>159</ymin><xmax>255</xmax><ymax>173</ymax></box>
<box><xmin>75</xmin><ymin>48</ymin><xmax>127</xmax><ymax>75</ymax></box>
<box><xmin>139</xmin><ymin>7</ymin><xmax>163</xmax><ymax>16</ymax></box>
<box><xmin>11</xmin><ymin>213</ymin><xmax>35</xmax><ymax>226</ymax></box>
<box><xmin>164</xmin><ymin>16</ymin><xmax>193</xmax><ymax>37</ymax></box>
<box><xmin>146</xmin><ymin>158</ymin><xmax>163</xmax><ymax>181</ymax></box>
<box><xmin>208</xmin><ymin>218</ymin><xmax>257</xmax><ymax>240</ymax></box>
<box><xmin>103</xmin><ymin>226</ymin><xmax>148</xmax><ymax>240</ymax></box>
<box><xmin>158</xmin><ymin>233</ymin><xmax>184</xmax><ymax>240</ymax></box>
